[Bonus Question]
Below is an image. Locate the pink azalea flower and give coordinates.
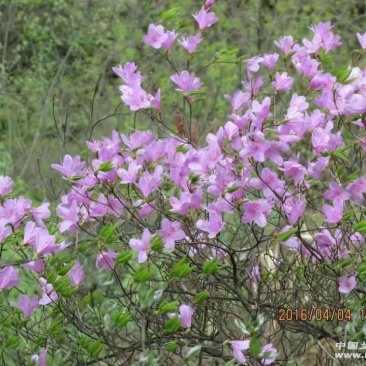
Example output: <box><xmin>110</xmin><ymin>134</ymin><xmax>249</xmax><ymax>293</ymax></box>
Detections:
<box><xmin>323</xmin><ymin>181</ymin><xmax>351</xmax><ymax>204</ymax></box>
<box><xmin>250</xmin><ymin>167</ymin><xmax>284</xmax><ymax>198</ymax></box>
<box><xmin>150</xmin><ymin>89</ymin><xmax>161</xmax><ymax>111</ymax></box>
<box><xmin>96</xmin><ymin>251</ymin><xmax>117</xmax><ymax>270</ymax></box>
<box><xmin>178</xmin><ymin>33</ymin><xmax>202</xmax><ymax>53</ymax></box>
<box><xmin>192</xmin><ymin>9</ymin><xmax>218</xmax><ymax>29</ymax></box>
<box><xmin>119</xmin><ymin>84</ymin><xmax>151</xmax><ymax>111</ymax></box>
<box><xmin>129</xmin><ymin>228</ymin><xmax>152</xmax><ymax>263</ymax></box>
<box><xmin>162</xmin><ymin>30</ymin><xmax>177</xmax><ymax>51</ymax></box>
<box><xmin>282</xmin><ymin>157</ymin><xmax>307</xmax><ymax>185</ymax></box>
<box><xmin>259</xmin><ymin>343</ymin><xmax>277</xmax><ymax>365</ymax></box>
<box><xmin>0</xmin><ymin>176</ymin><xmax>13</xmax><ymax>196</ymax></box>
<box><xmin>203</xmin><ymin>0</ymin><xmax>215</xmax><ymax>10</ymax></box>
<box><xmin>262</xmin><ymin>53</ymin><xmax>279</xmax><ymax>70</ymax></box>
<box><xmin>0</xmin><ymin>219</ymin><xmax>11</xmax><ymax>244</ymax></box>
<box><xmin>244</xmin><ymin>56</ymin><xmax>263</xmax><ymax>73</ymax></box>
<box><xmin>170</xmin><ymin>70</ymin><xmax>202</xmax><ymax>93</ymax></box>
<box><xmin>323</xmin><ymin>204</ymin><xmax>343</xmax><ymax>224</ymax></box>
<box><xmin>118</xmin><ymin>161</ymin><xmax>140</xmax><ymax>185</ymax></box>
<box><xmin>68</xmin><ymin>261</ymin><xmax>84</xmax><ymax>286</ymax></box>
<box><xmin>308</xmin><ymin>156</ymin><xmax>329</xmax><ymax>180</ymax></box>
<box><xmin>143</xmin><ymin>24</ymin><xmax>168</xmax><ymax>49</ymax></box>
<box><xmin>112</xmin><ymin>62</ymin><xmax>145</xmax><ymax>87</ymax></box>
<box><xmin>274</xmin><ymin>35</ymin><xmax>294</xmax><ymax>53</ymax></box>
<box><xmin>357</xmin><ymin>32</ymin><xmax>366</xmax><ymax>49</ymax></box>
<box><xmin>137</xmin><ymin>166</ymin><xmax>163</xmax><ymax>197</ymax></box>
<box><xmin>224</xmin><ymin>90</ymin><xmax>250</xmax><ymax>111</ymax></box>
<box><xmin>231</xmin><ymin>340</ymin><xmax>250</xmax><ymax>364</ymax></box>
<box><xmin>159</xmin><ymin>218</ymin><xmax>185</xmax><ymax>252</ymax></box>
<box><xmin>39</xmin><ymin>278</ymin><xmax>58</xmax><ymax>305</ymax></box>
<box><xmin>196</xmin><ymin>212</ymin><xmax>225</xmax><ymax>238</ymax></box>
<box><xmin>347</xmin><ymin>178</ymin><xmax>366</xmax><ymax>204</ymax></box>
<box><xmin>31</xmin><ymin>347</ymin><xmax>48</xmax><ymax>366</ymax></box>
<box><xmin>89</xmin><ymin>193</ymin><xmax>108</xmax><ymax>217</ymax></box>
<box><xmin>30</xmin><ymin>202</ymin><xmax>51</xmax><ymax>227</ymax></box>
<box><xmin>283</xmin><ymin>195</ymin><xmax>306</xmax><ymax>225</ymax></box>
<box><xmin>179</xmin><ymin>304</ymin><xmax>194</xmax><ymax>328</ymax></box>
<box><xmin>338</xmin><ymin>275</ymin><xmax>356</xmax><ymax>293</ymax></box>
<box><xmin>35</xmin><ymin>231</ymin><xmax>63</xmax><ymax>255</ymax></box>
<box><xmin>242</xmin><ymin>199</ymin><xmax>272</xmax><ymax>227</ymax></box>
<box><xmin>271</xmin><ymin>72</ymin><xmax>293</xmax><ymax>91</ymax></box>
<box><xmin>314</xmin><ymin>230</ymin><xmax>336</xmax><ymax>251</ymax></box>
<box><xmin>12</xmin><ymin>294</ymin><xmax>39</xmax><ymax>318</ymax></box>
<box><xmin>51</xmin><ymin>155</ymin><xmax>86</xmax><ymax>179</ymax></box>
<box><xmin>56</xmin><ymin>199</ymin><xmax>79</xmax><ymax>234</ymax></box>
<box><xmin>23</xmin><ymin>259</ymin><xmax>44</xmax><ymax>273</ymax></box>
<box><xmin>0</xmin><ymin>266</ymin><xmax>21</xmax><ymax>290</ymax></box>
<box><xmin>350</xmin><ymin>232</ymin><xmax>365</xmax><ymax>245</ymax></box>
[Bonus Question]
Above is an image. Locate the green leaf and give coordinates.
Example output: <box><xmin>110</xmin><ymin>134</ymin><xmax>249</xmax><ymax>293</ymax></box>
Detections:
<box><xmin>158</xmin><ymin>300</ymin><xmax>179</xmax><ymax>314</ymax></box>
<box><xmin>160</xmin><ymin>7</ymin><xmax>180</xmax><ymax>20</ymax></box>
<box><xmin>250</xmin><ymin>337</ymin><xmax>261</xmax><ymax>357</ymax></box>
<box><xmin>88</xmin><ymin>340</ymin><xmax>104</xmax><ymax>357</ymax></box>
<box><xmin>145</xmin><ymin>193</ymin><xmax>158</xmax><ymax>203</ymax></box>
<box><xmin>184</xmin><ymin>345</ymin><xmax>202</xmax><ymax>360</ymax></box>
<box><xmin>183</xmin><ymin>90</ymin><xmax>205</xmax><ymax>97</ymax></box>
<box><xmin>61</xmin><ymin>287</ymin><xmax>78</xmax><ymax>297</ymax></box>
<box><xmin>336</xmin><ymin>258</ymin><xmax>354</xmax><ymax>270</ymax></box>
<box><xmin>224</xmin><ymin>360</ymin><xmax>237</xmax><ymax>366</ymax></box>
<box><xmin>99</xmin><ymin>223</ymin><xmax>118</xmax><ymax>244</ymax></box>
<box><xmin>177</xmin><ymin>19</ymin><xmax>191</xmax><ymax>30</ymax></box>
<box><xmin>54</xmin><ymin>277</ymin><xmax>71</xmax><ymax>293</ymax></box>
<box><xmin>111</xmin><ymin>311</ymin><xmax>132</xmax><ymax>328</ymax></box>
<box><xmin>225</xmin><ymin>186</ymin><xmax>240</xmax><ymax>194</ymax></box>
<box><xmin>234</xmin><ymin>319</ymin><xmax>250</xmax><ymax>335</ymax></box>
<box><xmin>202</xmin><ymin>257</ymin><xmax>220</xmax><ymax>275</ymax></box>
<box><xmin>334</xmin><ymin>67</ymin><xmax>352</xmax><ymax>83</ymax></box>
<box><xmin>354</xmin><ymin>221</ymin><xmax>366</xmax><ymax>234</ymax></box>
<box><xmin>188</xmin><ymin>173</ymin><xmax>201</xmax><ymax>183</ymax></box>
<box><xmin>165</xmin><ymin>341</ymin><xmax>178</xmax><ymax>352</ymax></box>
<box><xmin>347</xmin><ymin>171</ymin><xmax>359</xmax><ymax>183</ymax></box>
<box><xmin>165</xmin><ymin>315</ymin><xmax>181</xmax><ymax>333</ymax></box>
<box><xmin>151</xmin><ymin>235</ymin><xmax>164</xmax><ymax>251</ymax></box>
<box><xmin>176</xmin><ymin>145</ymin><xmax>189</xmax><ymax>154</ymax></box>
<box><xmin>277</xmin><ymin>228</ymin><xmax>296</xmax><ymax>242</ymax></box>
<box><xmin>5</xmin><ymin>336</ymin><xmax>20</xmax><ymax>350</ymax></box>
<box><xmin>171</xmin><ymin>256</ymin><xmax>195</xmax><ymax>278</ymax></box>
<box><xmin>116</xmin><ymin>250</ymin><xmax>133</xmax><ymax>264</ymax></box>
<box><xmin>58</xmin><ymin>260</ymin><xmax>76</xmax><ymax>276</ymax></box>
<box><xmin>97</xmin><ymin>161</ymin><xmax>114</xmax><ymax>172</ymax></box>
<box><xmin>194</xmin><ymin>290</ymin><xmax>209</xmax><ymax>304</ymax></box>
<box><xmin>342</xmin><ymin>209</ymin><xmax>353</xmax><ymax>221</ymax></box>
<box><xmin>133</xmin><ymin>265</ymin><xmax>155</xmax><ymax>283</ymax></box>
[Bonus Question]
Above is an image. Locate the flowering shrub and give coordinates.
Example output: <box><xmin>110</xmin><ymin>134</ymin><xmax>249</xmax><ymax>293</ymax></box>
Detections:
<box><xmin>3</xmin><ymin>0</ymin><xmax>366</xmax><ymax>365</ymax></box>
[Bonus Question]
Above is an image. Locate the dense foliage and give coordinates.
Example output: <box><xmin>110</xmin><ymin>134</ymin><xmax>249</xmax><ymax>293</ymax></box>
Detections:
<box><xmin>1</xmin><ymin>0</ymin><xmax>366</xmax><ymax>198</ymax></box>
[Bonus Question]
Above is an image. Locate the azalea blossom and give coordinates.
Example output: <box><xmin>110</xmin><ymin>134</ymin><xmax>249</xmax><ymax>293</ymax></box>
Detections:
<box><xmin>170</xmin><ymin>70</ymin><xmax>202</xmax><ymax>93</ymax></box>
<box><xmin>143</xmin><ymin>24</ymin><xmax>168</xmax><ymax>49</ymax></box>
<box><xmin>12</xmin><ymin>295</ymin><xmax>39</xmax><ymax>318</ymax></box>
<box><xmin>178</xmin><ymin>33</ymin><xmax>202</xmax><ymax>53</ymax></box>
<box><xmin>0</xmin><ymin>176</ymin><xmax>13</xmax><ymax>196</ymax></box>
<box><xmin>159</xmin><ymin>218</ymin><xmax>185</xmax><ymax>252</ymax></box>
<box><xmin>192</xmin><ymin>9</ymin><xmax>218</xmax><ymax>29</ymax></box>
<box><xmin>96</xmin><ymin>251</ymin><xmax>117</xmax><ymax>270</ymax></box>
<box><xmin>68</xmin><ymin>261</ymin><xmax>84</xmax><ymax>286</ymax></box>
<box><xmin>129</xmin><ymin>228</ymin><xmax>152</xmax><ymax>263</ymax></box>
<box><xmin>338</xmin><ymin>275</ymin><xmax>356</xmax><ymax>293</ymax></box>
<box><xmin>0</xmin><ymin>266</ymin><xmax>21</xmax><ymax>290</ymax></box>
<box><xmin>231</xmin><ymin>340</ymin><xmax>250</xmax><ymax>364</ymax></box>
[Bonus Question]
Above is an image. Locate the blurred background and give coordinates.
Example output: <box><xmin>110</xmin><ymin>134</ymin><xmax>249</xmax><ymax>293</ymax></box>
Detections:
<box><xmin>1</xmin><ymin>0</ymin><xmax>365</xmax><ymax>202</ymax></box>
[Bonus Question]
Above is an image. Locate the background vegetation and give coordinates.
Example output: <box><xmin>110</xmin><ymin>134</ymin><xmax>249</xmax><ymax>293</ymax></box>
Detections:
<box><xmin>1</xmin><ymin>0</ymin><xmax>366</xmax><ymax>200</ymax></box>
